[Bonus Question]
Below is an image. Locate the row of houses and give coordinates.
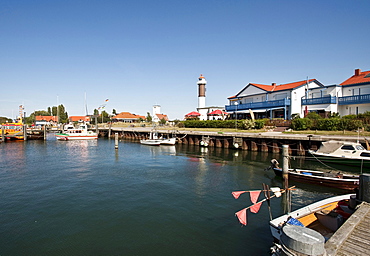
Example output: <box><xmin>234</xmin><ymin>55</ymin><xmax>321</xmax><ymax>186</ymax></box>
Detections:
<box><xmin>225</xmin><ymin>68</ymin><xmax>370</xmax><ymax>120</ymax></box>
<box><xmin>35</xmin><ymin>112</ymin><xmax>169</xmax><ymax>125</ymax></box>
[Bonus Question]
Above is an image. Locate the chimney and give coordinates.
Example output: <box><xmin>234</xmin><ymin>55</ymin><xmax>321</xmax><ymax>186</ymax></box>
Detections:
<box><xmin>355</xmin><ymin>69</ymin><xmax>361</xmax><ymax>76</ymax></box>
<box><xmin>272</xmin><ymin>83</ymin><xmax>276</xmax><ymax>86</ymax></box>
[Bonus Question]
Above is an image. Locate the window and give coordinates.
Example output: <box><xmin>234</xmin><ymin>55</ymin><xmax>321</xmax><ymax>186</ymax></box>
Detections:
<box><xmin>341</xmin><ymin>145</ymin><xmax>355</xmax><ymax>150</ymax></box>
<box><xmin>356</xmin><ymin>145</ymin><xmax>365</xmax><ymax>150</ymax></box>
<box><xmin>360</xmin><ymin>152</ymin><xmax>370</xmax><ymax>157</ymax></box>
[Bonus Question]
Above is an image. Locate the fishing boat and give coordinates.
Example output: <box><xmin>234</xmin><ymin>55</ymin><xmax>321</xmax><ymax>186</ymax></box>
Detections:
<box><xmin>55</xmin><ymin>123</ymin><xmax>98</xmax><ymax>140</ymax></box>
<box><xmin>308</xmin><ymin>140</ymin><xmax>370</xmax><ymax>169</ymax></box>
<box><xmin>269</xmin><ymin>159</ymin><xmax>359</xmax><ymax>190</ymax></box>
<box><xmin>269</xmin><ymin>194</ymin><xmax>356</xmax><ymax>255</ymax></box>
<box><xmin>1</xmin><ymin>120</ymin><xmax>24</xmax><ymax>140</ymax></box>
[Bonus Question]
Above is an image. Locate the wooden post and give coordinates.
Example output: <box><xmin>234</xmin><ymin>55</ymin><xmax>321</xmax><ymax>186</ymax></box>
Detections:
<box><xmin>283</xmin><ymin>145</ymin><xmax>290</xmax><ymax>213</ymax></box>
<box><xmin>23</xmin><ymin>124</ymin><xmax>27</xmax><ymax>141</ymax></box>
<box><xmin>1</xmin><ymin>126</ymin><xmax>4</xmax><ymax>142</ymax></box>
<box><xmin>95</xmin><ymin>117</ymin><xmax>98</xmax><ymax>133</ymax></box>
<box><xmin>115</xmin><ymin>133</ymin><xmax>119</xmax><ymax>149</ymax></box>
<box><xmin>43</xmin><ymin>125</ymin><xmax>47</xmax><ymax>141</ymax></box>
<box><xmin>108</xmin><ymin>122</ymin><xmax>112</xmax><ymax>138</ymax></box>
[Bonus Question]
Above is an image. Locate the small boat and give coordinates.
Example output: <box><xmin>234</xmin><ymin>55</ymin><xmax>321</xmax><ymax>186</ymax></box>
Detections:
<box><xmin>1</xmin><ymin>119</ymin><xmax>24</xmax><ymax>140</ymax></box>
<box><xmin>140</xmin><ymin>130</ymin><xmax>162</xmax><ymax>146</ymax></box>
<box><xmin>308</xmin><ymin>140</ymin><xmax>370</xmax><ymax>169</ymax></box>
<box><xmin>270</xmin><ymin>193</ymin><xmax>355</xmax><ymax>242</ymax></box>
<box><xmin>140</xmin><ymin>130</ymin><xmax>176</xmax><ymax>146</ymax></box>
<box><xmin>269</xmin><ymin>159</ymin><xmax>359</xmax><ymax>190</ymax></box>
<box><xmin>269</xmin><ymin>194</ymin><xmax>356</xmax><ymax>255</ymax></box>
<box><xmin>160</xmin><ymin>137</ymin><xmax>176</xmax><ymax>145</ymax></box>
<box><xmin>55</xmin><ymin>124</ymin><xmax>98</xmax><ymax>140</ymax></box>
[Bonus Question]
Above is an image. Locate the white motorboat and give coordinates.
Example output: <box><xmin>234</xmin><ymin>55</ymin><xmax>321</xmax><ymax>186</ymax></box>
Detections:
<box><xmin>308</xmin><ymin>140</ymin><xmax>370</xmax><ymax>169</ymax></box>
<box><xmin>160</xmin><ymin>137</ymin><xmax>176</xmax><ymax>145</ymax></box>
<box><xmin>55</xmin><ymin>124</ymin><xmax>98</xmax><ymax>140</ymax></box>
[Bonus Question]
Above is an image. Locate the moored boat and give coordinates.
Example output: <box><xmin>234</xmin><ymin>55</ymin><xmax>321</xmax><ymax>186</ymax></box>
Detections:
<box><xmin>271</xmin><ymin>166</ymin><xmax>359</xmax><ymax>191</ymax></box>
<box><xmin>308</xmin><ymin>140</ymin><xmax>370</xmax><ymax>169</ymax></box>
<box><xmin>1</xmin><ymin>120</ymin><xmax>24</xmax><ymax>140</ymax></box>
<box><xmin>55</xmin><ymin>124</ymin><xmax>98</xmax><ymax>140</ymax></box>
<box><xmin>269</xmin><ymin>193</ymin><xmax>355</xmax><ymax>243</ymax></box>
<box><xmin>160</xmin><ymin>137</ymin><xmax>176</xmax><ymax>145</ymax></box>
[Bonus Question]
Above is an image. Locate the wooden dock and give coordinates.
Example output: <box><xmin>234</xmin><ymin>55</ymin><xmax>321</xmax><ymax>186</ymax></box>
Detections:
<box><xmin>325</xmin><ymin>202</ymin><xmax>370</xmax><ymax>256</ymax></box>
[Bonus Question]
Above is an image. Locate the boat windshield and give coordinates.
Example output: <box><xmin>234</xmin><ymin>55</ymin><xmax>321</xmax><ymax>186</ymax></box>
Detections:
<box><xmin>356</xmin><ymin>145</ymin><xmax>365</xmax><ymax>150</ymax></box>
<box><xmin>341</xmin><ymin>145</ymin><xmax>355</xmax><ymax>150</ymax></box>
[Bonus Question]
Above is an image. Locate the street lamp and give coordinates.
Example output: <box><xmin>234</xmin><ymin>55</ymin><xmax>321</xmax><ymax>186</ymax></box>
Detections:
<box><xmin>234</xmin><ymin>101</ymin><xmax>239</xmax><ymax>131</ymax></box>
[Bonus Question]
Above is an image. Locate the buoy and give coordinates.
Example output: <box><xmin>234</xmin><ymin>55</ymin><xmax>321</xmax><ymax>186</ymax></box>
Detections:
<box><xmin>280</xmin><ymin>225</ymin><xmax>325</xmax><ymax>256</ymax></box>
<box><xmin>234</xmin><ymin>143</ymin><xmax>239</xmax><ymax>149</ymax></box>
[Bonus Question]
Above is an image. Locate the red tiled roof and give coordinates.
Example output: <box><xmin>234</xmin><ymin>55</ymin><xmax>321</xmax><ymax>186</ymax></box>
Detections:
<box><xmin>69</xmin><ymin>116</ymin><xmax>91</xmax><ymax>122</ymax></box>
<box><xmin>113</xmin><ymin>112</ymin><xmax>144</xmax><ymax>120</ymax></box>
<box><xmin>156</xmin><ymin>114</ymin><xmax>168</xmax><ymax>121</ymax></box>
<box><xmin>35</xmin><ymin>116</ymin><xmax>58</xmax><ymax>121</ymax></box>
<box><xmin>251</xmin><ymin>79</ymin><xmax>316</xmax><ymax>92</ymax></box>
<box><xmin>340</xmin><ymin>69</ymin><xmax>370</xmax><ymax>86</ymax></box>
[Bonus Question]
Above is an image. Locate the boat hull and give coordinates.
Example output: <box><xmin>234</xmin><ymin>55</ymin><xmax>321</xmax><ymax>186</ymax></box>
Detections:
<box><xmin>160</xmin><ymin>138</ymin><xmax>176</xmax><ymax>145</ymax></box>
<box><xmin>140</xmin><ymin>139</ymin><xmax>162</xmax><ymax>146</ymax></box>
<box><xmin>273</xmin><ymin>168</ymin><xmax>359</xmax><ymax>190</ymax></box>
<box><xmin>308</xmin><ymin>152</ymin><xmax>370</xmax><ymax>169</ymax></box>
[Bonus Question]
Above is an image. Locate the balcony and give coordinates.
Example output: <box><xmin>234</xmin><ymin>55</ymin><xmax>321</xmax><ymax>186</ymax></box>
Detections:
<box><xmin>302</xmin><ymin>96</ymin><xmax>337</xmax><ymax>105</ymax></box>
<box><xmin>338</xmin><ymin>94</ymin><xmax>370</xmax><ymax>105</ymax></box>
<box><xmin>225</xmin><ymin>98</ymin><xmax>291</xmax><ymax>112</ymax></box>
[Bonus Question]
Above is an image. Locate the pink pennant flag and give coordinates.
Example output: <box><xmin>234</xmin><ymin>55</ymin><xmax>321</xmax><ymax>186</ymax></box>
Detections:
<box><xmin>235</xmin><ymin>208</ymin><xmax>247</xmax><ymax>225</ymax></box>
<box><xmin>249</xmin><ymin>190</ymin><xmax>261</xmax><ymax>204</ymax></box>
<box><xmin>232</xmin><ymin>191</ymin><xmax>247</xmax><ymax>199</ymax></box>
<box><xmin>250</xmin><ymin>202</ymin><xmax>262</xmax><ymax>214</ymax></box>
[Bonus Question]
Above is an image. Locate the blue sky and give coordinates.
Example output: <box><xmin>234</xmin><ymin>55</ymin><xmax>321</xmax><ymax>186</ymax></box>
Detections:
<box><xmin>1</xmin><ymin>0</ymin><xmax>369</xmax><ymax>120</ymax></box>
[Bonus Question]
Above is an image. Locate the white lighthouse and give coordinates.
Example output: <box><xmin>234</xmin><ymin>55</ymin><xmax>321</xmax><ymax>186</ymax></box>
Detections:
<box><xmin>197</xmin><ymin>74</ymin><xmax>207</xmax><ymax>109</ymax></box>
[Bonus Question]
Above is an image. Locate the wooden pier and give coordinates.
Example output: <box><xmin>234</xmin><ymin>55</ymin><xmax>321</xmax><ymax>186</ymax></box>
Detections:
<box><xmin>325</xmin><ymin>202</ymin><xmax>370</xmax><ymax>256</ymax></box>
<box><xmin>98</xmin><ymin>126</ymin><xmax>369</xmax><ymax>155</ymax></box>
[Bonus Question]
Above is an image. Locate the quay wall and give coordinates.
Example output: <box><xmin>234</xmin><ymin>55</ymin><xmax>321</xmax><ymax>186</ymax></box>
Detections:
<box><xmin>97</xmin><ymin>127</ymin><xmax>368</xmax><ymax>156</ymax></box>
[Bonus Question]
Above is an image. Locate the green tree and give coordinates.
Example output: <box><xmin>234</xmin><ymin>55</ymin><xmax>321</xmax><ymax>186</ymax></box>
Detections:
<box><xmin>146</xmin><ymin>112</ymin><xmax>152</xmax><ymax>123</ymax></box>
<box><xmin>58</xmin><ymin>104</ymin><xmax>68</xmax><ymax>123</ymax></box>
<box><xmin>112</xmin><ymin>109</ymin><xmax>117</xmax><ymax>115</ymax></box>
<box><xmin>52</xmin><ymin>106</ymin><xmax>57</xmax><ymax>116</ymax></box>
<box><xmin>160</xmin><ymin>118</ymin><xmax>167</xmax><ymax>125</ymax></box>
<box><xmin>47</xmin><ymin>107</ymin><xmax>52</xmax><ymax>115</ymax></box>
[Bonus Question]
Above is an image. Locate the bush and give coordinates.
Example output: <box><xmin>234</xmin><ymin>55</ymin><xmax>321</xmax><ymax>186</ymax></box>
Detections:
<box><xmin>305</xmin><ymin>112</ymin><xmax>322</xmax><ymax>119</ymax></box>
<box><xmin>291</xmin><ymin>118</ymin><xmax>312</xmax><ymax>130</ymax></box>
<box><xmin>254</xmin><ymin>119</ymin><xmax>266</xmax><ymax>129</ymax></box>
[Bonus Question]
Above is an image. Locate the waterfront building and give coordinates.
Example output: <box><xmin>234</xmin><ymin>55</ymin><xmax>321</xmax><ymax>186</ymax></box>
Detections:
<box><xmin>225</xmin><ymin>68</ymin><xmax>370</xmax><ymax>120</ymax></box>
<box><xmin>111</xmin><ymin>112</ymin><xmax>145</xmax><ymax>123</ymax></box>
<box><xmin>338</xmin><ymin>69</ymin><xmax>370</xmax><ymax>116</ymax></box>
<box><xmin>226</xmin><ymin>79</ymin><xmax>324</xmax><ymax>120</ymax></box>
<box><xmin>69</xmin><ymin>116</ymin><xmax>91</xmax><ymax>123</ymax></box>
<box><xmin>35</xmin><ymin>115</ymin><xmax>59</xmax><ymax>126</ymax></box>
<box><xmin>152</xmin><ymin>105</ymin><xmax>169</xmax><ymax>123</ymax></box>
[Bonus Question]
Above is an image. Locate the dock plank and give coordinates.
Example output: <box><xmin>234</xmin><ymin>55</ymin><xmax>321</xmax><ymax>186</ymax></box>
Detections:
<box><xmin>325</xmin><ymin>202</ymin><xmax>370</xmax><ymax>256</ymax></box>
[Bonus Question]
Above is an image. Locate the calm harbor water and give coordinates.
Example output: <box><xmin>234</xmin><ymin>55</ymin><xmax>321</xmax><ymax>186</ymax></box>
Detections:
<box><xmin>0</xmin><ymin>135</ymin><xmax>348</xmax><ymax>255</ymax></box>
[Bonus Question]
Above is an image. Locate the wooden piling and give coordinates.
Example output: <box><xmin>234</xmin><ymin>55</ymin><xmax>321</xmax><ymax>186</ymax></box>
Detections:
<box><xmin>115</xmin><ymin>133</ymin><xmax>119</xmax><ymax>149</ymax></box>
<box><xmin>261</xmin><ymin>140</ymin><xmax>268</xmax><ymax>152</ymax></box>
<box><xmin>251</xmin><ymin>141</ymin><xmax>258</xmax><ymax>151</ymax></box>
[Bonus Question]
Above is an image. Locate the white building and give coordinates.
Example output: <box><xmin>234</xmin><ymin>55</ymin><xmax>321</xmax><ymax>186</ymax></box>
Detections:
<box><xmin>225</xmin><ymin>68</ymin><xmax>370</xmax><ymax>120</ymax></box>
<box><xmin>226</xmin><ymin>79</ymin><xmax>324</xmax><ymax>119</ymax></box>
